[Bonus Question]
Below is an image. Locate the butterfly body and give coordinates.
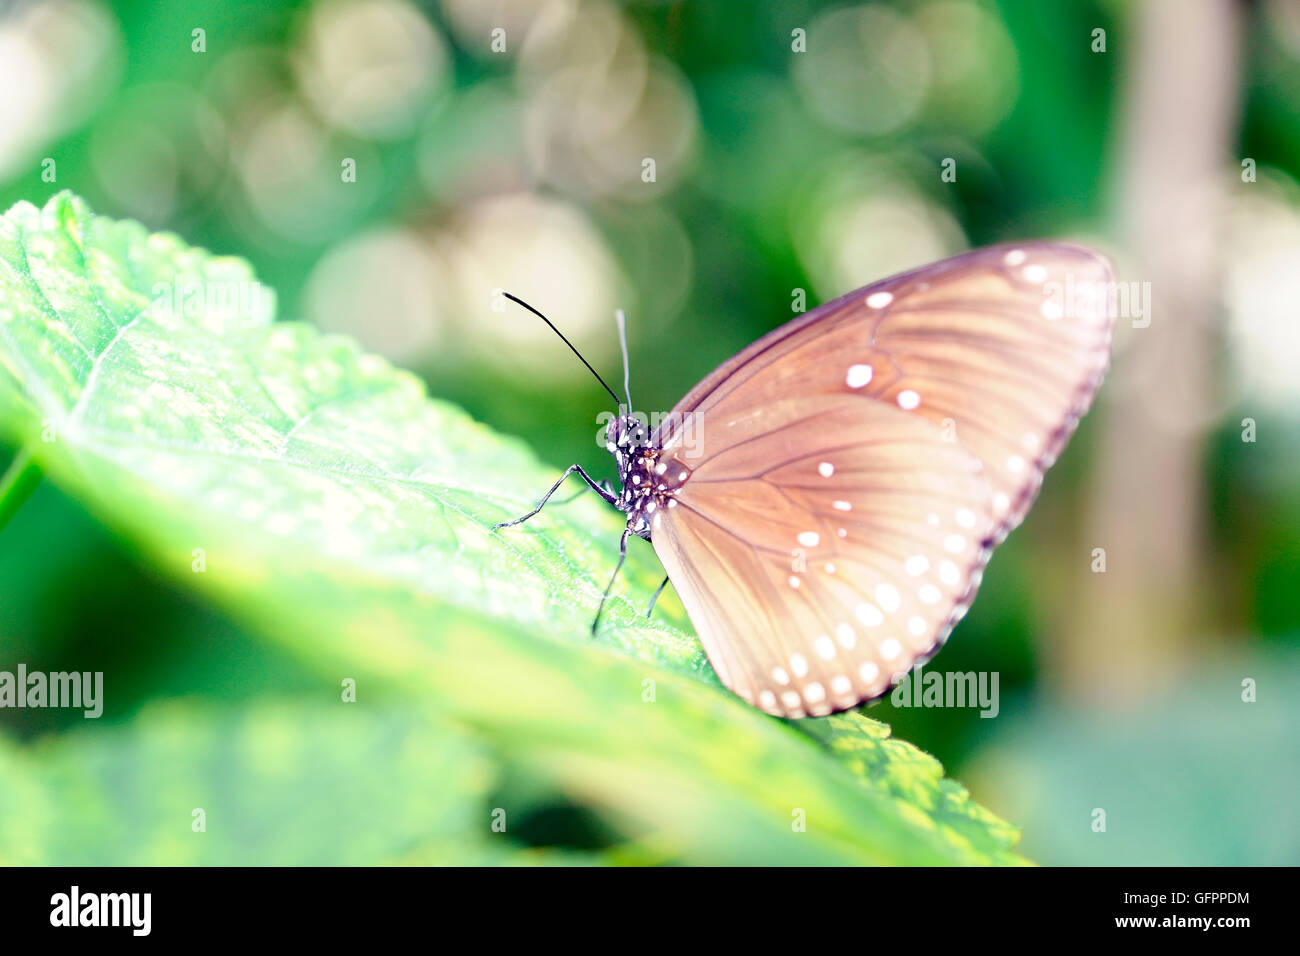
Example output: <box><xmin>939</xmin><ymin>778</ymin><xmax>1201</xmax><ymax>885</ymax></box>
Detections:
<box><xmin>504</xmin><ymin>241</ymin><xmax>1115</xmax><ymax>719</ymax></box>
<box><xmin>605</xmin><ymin>413</ymin><xmax>679</xmax><ymax>540</ymax></box>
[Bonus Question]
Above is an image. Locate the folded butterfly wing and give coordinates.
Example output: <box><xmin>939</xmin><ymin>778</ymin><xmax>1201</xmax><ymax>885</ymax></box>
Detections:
<box><xmin>651</xmin><ymin>242</ymin><xmax>1115</xmax><ymax>716</ymax></box>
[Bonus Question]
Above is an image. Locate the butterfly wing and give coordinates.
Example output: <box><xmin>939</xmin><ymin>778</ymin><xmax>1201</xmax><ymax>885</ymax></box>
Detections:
<box><xmin>657</xmin><ymin>242</ymin><xmax>1114</xmax><ymax>539</ymax></box>
<box><xmin>649</xmin><ymin>242</ymin><xmax>1114</xmax><ymax>715</ymax></box>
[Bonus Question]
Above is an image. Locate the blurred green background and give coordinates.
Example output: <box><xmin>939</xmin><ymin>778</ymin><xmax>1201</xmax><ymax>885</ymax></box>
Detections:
<box><xmin>3</xmin><ymin>0</ymin><xmax>1300</xmax><ymax>865</ymax></box>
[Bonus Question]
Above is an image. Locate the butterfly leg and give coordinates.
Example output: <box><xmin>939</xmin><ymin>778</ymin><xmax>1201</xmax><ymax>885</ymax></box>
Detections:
<box><xmin>645</xmin><ymin>575</ymin><xmax>671</xmax><ymax>619</ymax></box>
<box><xmin>591</xmin><ymin>527</ymin><xmax>631</xmax><ymax>635</ymax></box>
<box><xmin>493</xmin><ymin>464</ymin><xmax>617</xmax><ymax>531</ymax></box>
<box><xmin>552</xmin><ymin>477</ymin><xmax>616</xmax><ymax>507</ymax></box>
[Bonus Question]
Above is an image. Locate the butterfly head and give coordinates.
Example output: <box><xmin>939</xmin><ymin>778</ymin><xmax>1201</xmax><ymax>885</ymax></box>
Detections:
<box><xmin>605</xmin><ymin>412</ymin><xmax>650</xmax><ymax>459</ymax></box>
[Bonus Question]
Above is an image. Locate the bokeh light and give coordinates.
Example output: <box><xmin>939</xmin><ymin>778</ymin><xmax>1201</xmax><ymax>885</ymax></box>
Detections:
<box><xmin>913</xmin><ymin>0</ymin><xmax>1019</xmax><ymax>134</ymax></box>
<box><xmin>793</xmin><ymin>4</ymin><xmax>931</xmax><ymax>137</ymax></box>
<box><xmin>432</xmin><ymin>191</ymin><xmax>627</xmax><ymax>379</ymax></box>
<box><xmin>519</xmin><ymin>1</ymin><xmax>698</xmax><ymax>199</ymax></box>
<box><xmin>1223</xmin><ymin>170</ymin><xmax>1300</xmax><ymax>409</ymax></box>
<box><xmin>292</xmin><ymin>0</ymin><xmax>450</xmax><ymax>140</ymax></box>
<box><xmin>0</xmin><ymin>0</ymin><xmax>121</xmax><ymax>179</ymax></box>
<box><xmin>303</xmin><ymin>228</ymin><xmax>446</xmax><ymax>363</ymax></box>
<box><xmin>90</xmin><ymin>84</ymin><xmax>226</xmax><ymax>224</ymax></box>
<box><xmin>794</xmin><ymin>150</ymin><xmax>966</xmax><ymax>297</ymax></box>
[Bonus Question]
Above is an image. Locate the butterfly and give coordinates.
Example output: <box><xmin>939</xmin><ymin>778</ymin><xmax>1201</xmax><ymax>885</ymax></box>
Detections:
<box><xmin>496</xmin><ymin>241</ymin><xmax>1115</xmax><ymax>717</ymax></box>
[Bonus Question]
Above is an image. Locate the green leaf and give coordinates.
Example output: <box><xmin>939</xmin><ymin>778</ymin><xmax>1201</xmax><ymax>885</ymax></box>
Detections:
<box><xmin>799</xmin><ymin>713</ymin><xmax>1025</xmax><ymax>862</ymax></box>
<box><xmin>0</xmin><ymin>701</ymin><xmax>497</xmax><ymax>866</ymax></box>
<box><xmin>0</xmin><ymin>192</ymin><xmax>1025</xmax><ymax>864</ymax></box>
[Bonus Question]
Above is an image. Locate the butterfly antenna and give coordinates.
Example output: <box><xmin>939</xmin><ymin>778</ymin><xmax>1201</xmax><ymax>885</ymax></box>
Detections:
<box><xmin>616</xmin><ymin>308</ymin><xmax>632</xmax><ymax>414</ymax></box>
<box><xmin>503</xmin><ymin>292</ymin><xmax>620</xmax><ymax>406</ymax></box>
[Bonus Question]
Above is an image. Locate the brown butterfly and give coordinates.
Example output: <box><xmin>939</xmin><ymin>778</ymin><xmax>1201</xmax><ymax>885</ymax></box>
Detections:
<box><xmin>497</xmin><ymin>242</ymin><xmax>1115</xmax><ymax>717</ymax></box>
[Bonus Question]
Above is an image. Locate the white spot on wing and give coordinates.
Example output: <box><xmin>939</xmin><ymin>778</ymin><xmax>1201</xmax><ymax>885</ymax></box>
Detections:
<box><xmin>940</xmin><ymin>560</ymin><xmax>960</xmax><ymax>586</ymax></box>
<box><xmin>1004</xmin><ymin>249</ymin><xmax>1026</xmax><ymax>266</ymax></box>
<box><xmin>818</xmin><ymin>462</ymin><xmax>834</xmax><ymax>477</ymax></box>
<box><xmin>875</xmin><ymin>583</ymin><xmax>901</xmax><ymax>613</ymax></box>
<box><xmin>790</xmin><ymin>654</ymin><xmax>808</xmax><ymax>678</ymax></box>
<box><xmin>846</xmin><ymin>364</ymin><xmax>874</xmax><ymax>388</ymax></box>
<box><xmin>855</xmin><ymin>602</ymin><xmax>882</xmax><ymax>627</ymax></box>
<box><xmin>880</xmin><ymin>638</ymin><xmax>902</xmax><ymax>661</ymax></box>
<box><xmin>897</xmin><ymin>389</ymin><xmax>920</xmax><ymax>410</ymax></box>
<box><xmin>814</xmin><ymin>635</ymin><xmax>836</xmax><ymax>660</ymax></box>
<box><xmin>865</xmin><ymin>291</ymin><xmax>894</xmax><ymax>309</ymax></box>
<box><xmin>905</xmin><ymin>555</ymin><xmax>929</xmax><ymax>577</ymax></box>
<box><xmin>836</xmin><ymin>623</ymin><xmax>856</xmax><ymax>648</ymax></box>
<box><xmin>797</xmin><ymin>531</ymin><xmax>820</xmax><ymax>547</ymax></box>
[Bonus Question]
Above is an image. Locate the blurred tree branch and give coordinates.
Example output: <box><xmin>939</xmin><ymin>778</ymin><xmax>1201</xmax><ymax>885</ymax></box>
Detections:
<box><xmin>1058</xmin><ymin>0</ymin><xmax>1242</xmax><ymax>700</ymax></box>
